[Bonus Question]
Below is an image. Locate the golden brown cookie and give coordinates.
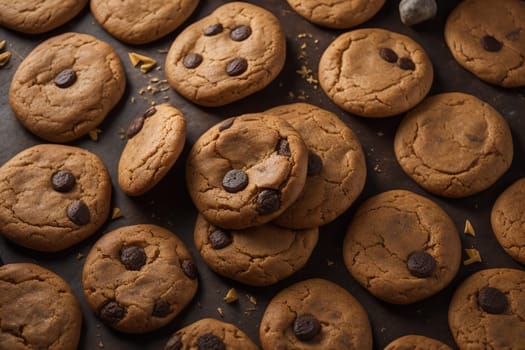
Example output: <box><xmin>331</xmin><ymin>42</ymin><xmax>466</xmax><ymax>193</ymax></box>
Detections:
<box><xmin>384</xmin><ymin>335</ymin><xmax>452</xmax><ymax>350</ymax></box>
<box><xmin>445</xmin><ymin>0</ymin><xmax>525</xmax><ymax>87</ymax></box>
<box><xmin>118</xmin><ymin>104</ymin><xmax>186</xmax><ymax>196</ymax></box>
<box><xmin>318</xmin><ymin>28</ymin><xmax>433</xmax><ymax>117</ymax></box>
<box><xmin>343</xmin><ymin>190</ymin><xmax>461</xmax><ymax>304</ymax></box>
<box><xmin>394</xmin><ymin>92</ymin><xmax>513</xmax><ymax>198</ymax></box>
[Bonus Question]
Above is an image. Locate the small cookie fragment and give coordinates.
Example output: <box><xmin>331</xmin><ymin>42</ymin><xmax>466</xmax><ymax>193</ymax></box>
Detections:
<box><xmin>464</xmin><ymin>219</ymin><xmax>476</xmax><ymax>236</ymax></box>
<box><xmin>0</xmin><ymin>51</ymin><xmax>11</xmax><ymax>68</ymax></box>
<box><xmin>223</xmin><ymin>288</ymin><xmax>238</xmax><ymax>303</ymax></box>
<box><xmin>129</xmin><ymin>52</ymin><xmax>157</xmax><ymax>73</ymax></box>
<box><xmin>399</xmin><ymin>0</ymin><xmax>438</xmax><ymax>26</ymax></box>
<box><xmin>463</xmin><ymin>248</ymin><xmax>482</xmax><ymax>265</ymax></box>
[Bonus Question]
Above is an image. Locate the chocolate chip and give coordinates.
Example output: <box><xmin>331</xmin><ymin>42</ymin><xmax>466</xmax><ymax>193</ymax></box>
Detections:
<box><xmin>407</xmin><ymin>251</ymin><xmax>436</xmax><ymax>278</ymax></box>
<box><xmin>379</xmin><ymin>48</ymin><xmax>398</xmax><ymax>63</ymax></box>
<box><xmin>204</xmin><ymin>23</ymin><xmax>223</xmax><ymax>36</ymax></box>
<box><xmin>398</xmin><ymin>57</ymin><xmax>416</xmax><ymax>70</ymax></box>
<box><xmin>256</xmin><ymin>189</ymin><xmax>281</xmax><ymax>215</ymax></box>
<box><xmin>198</xmin><ymin>333</ymin><xmax>225</xmax><ymax>350</ymax></box>
<box><xmin>143</xmin><ymin>106</ymin><xmax>157</xmax><ymax>118</ymax></box>
<box><xmin>99</xmin><ymin>301</ymin><xmax>126</xmax><ymax>324</ymax></box>
<box><xmin>226</xmin><ymin>58</ymin><xmax>247</xmax><ymax>76</ymax></box>
<box><xmin>480</xmin><ymin>35</ymin><xmax>502</xmax><ymax>52</ymax></box>
<box><xmin>51</xmin><ymin>170</ymin><xmax>76</xmax><ymax>192</ymax></box>
<box><xmin>276</xmin><ymin>138</ymin><xmax>291</xmax><ymax>157</ymax></box>
<box><xmin>126</xmin><ymin>116</ymin><xmax>145</xmax><ymax>139</ymax></box>
<box><xmin>293</xmin><ymin>314</ymin><xmax>321</xmax><ymax>341</ymax></box>
<box><xmin>54</xmin><ymin>69</ymin><xmax>77</xmax><ymax>88</ymax></box>
<box><xmin>67</xmin><ymin>200</ymin><xmax>90</xmax><ymax>225</ymax></box>
<box><xmin>183</xmin><ymin>53</ymin><xmax>203</xmax><ymax>68</ymax></box>
<box><xmin>218</xmin><ymin>118</ymin><xmax>234</xmax><ymax>131</ymax></box>
<box><xmin>222</xmin><ymin>169</ymin><xmax>248</xmax><ymax>193</ymax></box>
<box><xmin>152</xmin><ymin>300</ymin><xmax>171</xmax><ymax>317</ymax></box>
<box><xmin>181</xmin><ymin>259</ymin><xmax>197</xmax><ymax>279</ymax></box>
<box><xmin>119</xmin><ymin>245</ymin><xmax>147</xmax><ymax>271</ymax></box>
<box><xmin>230</xmin><ymin>25</ymin><xmax>252</xmax><ymax>41</ymax></box>
<box><xmin>478</xmin><ymin>287</ymin><xmax>508</xmax><ymax>314</ymax></box>
<box><xmin>307</xmin><ymin>152</ymin><xmax>323</xmax><ymax>176</ymax></box>
<box><xmin>164</xmin><ymin>334</ymin><xmax>182</xmax><ymax>350</ymax></box>
<box><xmin>506</xmin><ymin>30</ymin><xmax>520</xmax><ymax>41</ymax></box>
<box><xmin>209</xmin><ymin>229</ymin><xmax>232</xmax><ymax>249</ymax></box>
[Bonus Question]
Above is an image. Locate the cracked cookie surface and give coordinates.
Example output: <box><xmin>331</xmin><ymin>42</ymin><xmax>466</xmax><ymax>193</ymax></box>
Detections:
<box><xmin>267</xmin><ymin>103</ymin><xmax>366</xmax><ymax>229</ymax></box>
<box><xmin>318</xmin><ymin>28</ymin><xmax>433</xmax><ymax>117</ymax></box>
<box><xmin>445</xmin><ymin>0</ymin><xmax>525</xmax><ymax>87</ymax></box>
<box><xmin>394</xmin><ymin>92</ymin><xmax>513</xmax><ymax>198</ymax></box>
<box><xmin>448</xmin><ymin>268</ymin><xmax>525</xmax><ymax>350</ymax></box>
<box><xmin>259</xmin><ymin>278</ymin><xmax>372</xmax><ymax>350</ymax></box>
<box><xmin>82</xmin><ymin>224</ymin><xmax>198</xmax><ymax>333</ymax></box>
<box><xmin>9</xmin><ymin>32</ymin><xmax>126</xmax><ymax>142</ymax></box>
<box><xmin>343</xmin><ymin>190</ymin><xmax>461</xmax><ymax>304</ymax></box>
<box><xmin>165</xmin><ymin>1</ymin><xmax>286</xmax><ymax>106</ymax></box>
<box><xmin>0</xmin><ymin>144</ymin><xmax>111</xmax><ymax>252</ymax></box>
<box><xmin>384</xmin><ymin>334</ymin><xmax>452</xmax><ymax>350</ymax></box>
<box><xmin>0</xmin><ymin>263</ymin><xmax>82</xmax><ymax>350</ymax></box>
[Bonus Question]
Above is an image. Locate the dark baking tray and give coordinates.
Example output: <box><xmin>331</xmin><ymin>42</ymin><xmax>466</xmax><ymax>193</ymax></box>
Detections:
<box><xmin>1</xmin><ymin>1</ymin><xmax>524</xmax><ymax>349</ymax></box>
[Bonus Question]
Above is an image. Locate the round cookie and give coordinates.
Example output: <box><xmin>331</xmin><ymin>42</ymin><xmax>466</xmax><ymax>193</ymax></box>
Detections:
<box><xmin>0</xmin><ymin>144</ymin><xmax>111</xmax><ymax>252</ymax></box>
<box><xmin>186</xmin><ymin>113</ymin><xmax>308</xmax><ymax>230</ymax></box>
<box><xmin>90</xmin><ymin>0</ymin><xmax>199</xmax><ymax>44</ymax></box>
<box><xmin>165</xmin><ymin>1</ymin><xmax>286</xmax><ymax>107</ymax></box>
<box><xmin>259</xmin><ymin>278</ymin><xmax>373</xmax><ymax>350</ymax></box>
<box><xmin>318</xmin><ymin>28</ymin><xmax>433</xmax><ymax>118</ymax></box>
<box><xmin>491</xmin><ymin>177</ymin><xmax>525</xmax><ymax>264</ymax></box>
<box><xmin>343</xmin><ymin>190</ymin><xmax>461</xmax><ymax>304</ymax></box>
<box><xmin>394</xmin><ymin>92</ymin><xmax>513</xmax><ymax>198</ymax></box>
<box><xmin>286</xmin><ymin>0</ymin><xmax>385</xmax><ymax>29</ymax></box>
<box><xmin>82</xmin><ymin>224</ymin><xmax>198</xmax><ymax>333</ymax></box>
<box><xmin>194</xmin><ymin>214</ymin><xmax>318</xmax><ymax>286</ymax></box>
<box><xmin>449</xmin><ymin>268</ymin><xmax>525</xmax><ymax>350</ymax></box>
<box><xmin>9</xmin><ymin>32</ymin><xmax>126</xmax><ymax>142</ymax></box>
<box><xmin>118</xmin><ymin>104</ymin><xmax>186</xmax><ymax>196</ymax></box>
<box><xmin>445</xmin><ymin>0</ymin><xmax>525</xmax><ymax>87</ymax></box>
<box><xmin>164</xmin><ymin>318</ymin><xmax>258</xmax><ymax>350</ymax></box>
<box><xmin>0</xmin><ymin>263</ymin><xmax>82</xmax><ymax>350</ymax></box>
<box><xmin>267</xmin><ymin>103</ymin><xmax>367</xmax><ymax>229</ymax></box>
<box><xmin>384</xmin><ymin>335</ymin><xmax>452</xmax><ymax>350</ymax></box>
<box><xmin>0</xmin><ymin>0</ymin><xmax>87</xmax><ymax>34</ymax></box>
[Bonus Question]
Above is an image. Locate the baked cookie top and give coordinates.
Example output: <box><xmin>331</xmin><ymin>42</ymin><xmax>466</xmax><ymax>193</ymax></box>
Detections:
<box><xmin>286</xmin><ymin>0</ymin><xmax>385</xmax><ymax>29</ymax></box>
<box><xmin>90</xmin><ymin>0</ymin><xmax>199</xmax><ymax>44</ymax></box>
<box><xmin>0</xmin><ymin>0</ymin><xmax>87</xmax><ymax>34</ymax></box>
<box><xmin>384</xmin><ymin>335</ymin><xmax>452</xmax><ymax>350</ymax></box>
<box><xmin>449</xmin><ymin>268</ymin><xmax>525</xmax><ymax>350</ymax></box>
<box><xmin>118</xmin><ymin>104</ymin><xmax>186</xmax><ymax>196</ymax></box>
<box><xmin>9</xmin><ymin>32</ymin><xmax>126</xmax><ymax>142</ymax></box>
<box><xmin>394</xmin><ymin>92</ymin><xmax>513</xmax><ymax>198</ymax></box>
<box><xmin>343</xmin><ymin>190</ymin><xmax>461</xmax><ymax>304</ymax></box>
<box><xmin>319</xmin><ymin>28</ymin><xmax>433</xmax><ymax>117</ymax></box>
<box><xmin>82</xmin><ymin>224</ymin><xmax>198</xmax><ymax>333</ymax></box>
<box><xmin>0</xmin><ymin>144</ymin><xmax>111</xmax><ymax>252</ymax></box>
<box><xmin>445</xmin><ymin>0</ymin><xmax>525</xmax><ymax>87</ymax></box>
<box><xmin>0</xmin><ymin>263</ymin><xmax>82</xmax><ymax>350</ymax></box>
<box><xmin>260</xmin><ymin>278</ymin><xmax>373</xmax><ymax>350</ymax></box>
<box><xmin>186</xmin><ymin>113</ymin><xmax>308</xmax><ymax>230</ymax></box>
<box><xmin>267</xmin><ymin>103</ymin><xmax>367</xmax><ymax>229</ymax></box>
<box><xmin>165</xmin><ymin>1</ymin><xmax>286</xmax><ymax>107</ymax></box>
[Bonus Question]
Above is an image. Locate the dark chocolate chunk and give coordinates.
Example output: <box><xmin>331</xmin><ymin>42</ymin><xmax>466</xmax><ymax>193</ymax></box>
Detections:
<box><xmin>480</xmin><ymin>35</ymin><xmax>502</xmax><ymax>52</ymax></box>
<box><xmin>204</xmin><ymin>23</ymin><xmax>223</xmax><ymax>36</ymax></box>
<box><xmin>226</xmin><ymin>58</ymin><xmax>248</xmax><ymax>76</ymax></box>
<box><xmin>218</xmin><ymin>118</ymin><xmax>234</xmax><ymax>131</ymax></box>
<box><xmin>307</xmin><ymin>152</ymin><xmax>323</xmax><ymax>176</ymax></box>
<box><xmin>478</xmin><ymin>287</ymin><xmax>508</xmax><ymax>314</ymax></box>
<box><xmin>230</xmin><ymin>25</ymin><xmax>252</xmax><ymax>41</ymax></box>
<box><xmin>143</xmin><ymin>106</ymin><xmax>157</xmax><ymax>118</ymax></box>
<box><xmin>54</xmin><ymin>69</ymin><xmax>77</xmax><ymax>88</ymax></box>
<box><xmin>209</xmin><ymin>229</ymin><xmax>232</xmax><ymax>249</ymax></box>
<box><xmin>183</xmin><ymin>53</ymin><xmax>203</xmax><ymax>69</ymax></box>
<box><xmin>119</xmin><ymin>245</ymin><xmax>147</xmax><ymax>271</ymax></box>
<box><xmin>152</xmin><ymin>300</ymin><xmax>171</xmax><ymax>317</ymax></box>
<box><xmin>164</xmin><ymin>334</ymin><xmax>182</xmax><ymax>350</ymax></box>
<box><xmin>198</xmin><ymin>333</ymin><xmax>225</xmax><ymax>350</ymax></box>
<box><xmin>256</xmin><ymin>189</ymin><xmax>281</xmax><ymax>215</ymax></box>
<box><xmin>51</xmin><ymin>170</ymin><xmax>76</xmax><ymax>192</ymax></box>
<box><xmin>67</xmin><ymin>200</ymin><xmax>90</xmax><ymax>225</ymax></box>
<box><xmin>379</xmin><ymin>48</ymin><xmax>398</xmax><ymax>63</ymax></box>
<box><xmin>276</xmin><ymin>138</ymin><xmax>291</xmax><ymax>157</ymax></box>
<box><xmin>293</xmin><ymin>314</ymin><xmax>321</xmax><ymax>341</ymax></box>
<box><xmin>126</xmin><ymin>116</ymin><xmax>145</xmax><ymax>139</ymax></box>
<box><xmin>181</xmin><ymin>259</ymin><xmax>197</xmax><ymax>280</ymax></box>
<box><xmin>398</xmin><ymin>57</ymin><xmax>416</xmax><ymax>70</ymax></box>
<box><xmin>222</xmin><ymin>169</ymin><xmax>248</xmax><ymax>193</ymax></box>
<box><xmin>506</xmin><ymin>30</ymin><xmax>520</xmax><ymax>41</ymax></box>
<box><xmin>99</xmin><ymin>301</ymin><xmax>126</xmax><ymax>324</ymax></box>
<box><xmin>407</xmin><ymin>251</ymin><xmax>436</xmax><ymax>278</ymax></box>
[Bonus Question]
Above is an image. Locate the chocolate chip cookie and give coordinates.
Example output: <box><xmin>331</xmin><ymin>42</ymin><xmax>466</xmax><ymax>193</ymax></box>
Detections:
<box><xmin>260</xmin><ymin>278</ymin><xmax>373</xmax><ymax>349</ymax></box>
<box><xmin>82</xmin><ymin>224</ymin><xmax>198</xmax><ymax>333</ymax></box>
<box><xmin>165</xmin><ymin>1</ymin><xmax>286</xmax><ymax>106</ymax></box>
<box><xmin>394</xmin><ymin>92</ymin><xmax>513</xmax><ymax>198</ymax></box>
<box><xmin>186</xmin><ymin>113</ymin><xmax>308</xmax><ymax>230</ymax></box>
<box><xmin>318</xmin><ymin>28</ymin><xmax>433</xmax><ymax>117</ymax></box>
<box><xmin>445</xmin><ymin>0</ymin><xmax>525</xmax><ymax>87</ymax></box>
<box><xmin>343</xmin><ymin>190</ymin><xmax>461</xmax><ymax>304</ymax></box>
<box><xmin>9</xmin><ymin>32</ymin><xmax>126</xmax><ymax>142</ymax></box>
<box><xmin>118</xmin><ymin>104</ymin><xmax>186</xmax><ymax>196</ymax></box>
<box><xmin>0</xmin><ymin>144</ymin><xmax>111</xmax><ymax>252</ymax></box>
<box><xmin>449</xmin><ymin>268</ymin><xmax>525</xmax><ymax>349</ymax></box>
<box><xmin>0</xmin><ymin>263</ymin><xmax>82</xmax><ymax>350</ymax></box>
<box><xmin>267</xmin><ymin>103</ymin><xmax>367</xmax><ymax>229</ymax></box>
<box><xmin>384</xmin><ymin>335</ymin><xmax>452</xmax><ymax>350</ymax></box>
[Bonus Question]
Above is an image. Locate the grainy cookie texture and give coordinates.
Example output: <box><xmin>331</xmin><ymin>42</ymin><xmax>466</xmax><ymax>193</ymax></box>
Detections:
<box><xmin>0</xmin><ymin>263</ymin><xmax>82</xmax><ymax>350</ymax></box>
<box><xmin>9</xmin><ymin>32</ymin><xmax>126</xmax><ymax>142</ymax></box>
<box><xmin>394</xmin><ymin>92</ymin><xmax>513</xmax><ymax>198</ymax></box>
<box><xmin>384</xmin><ymin>334</ymin><xmax>452</xmax><ymax>350</ymax></box>
<box><xmin>343</xmin><ymin>190</ymin><xmax>461</xmax><ymax>304</ymax></box>
<box><xmin>0</xmin><ymin>144</ymin><xmax>111</xmax><ymax>252</ymax></box>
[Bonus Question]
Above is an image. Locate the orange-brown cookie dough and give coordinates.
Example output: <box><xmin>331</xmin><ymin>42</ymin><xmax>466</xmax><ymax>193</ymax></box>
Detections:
<box><xmin>384</xmin><ymin>334</ymin><xmax>452</xmax><ymax>350</ymax></box>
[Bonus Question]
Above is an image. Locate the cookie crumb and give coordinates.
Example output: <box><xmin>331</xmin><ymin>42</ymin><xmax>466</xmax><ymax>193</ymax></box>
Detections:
<box><xmin>0</xmin><ymin>51</ymin><xmax>11</xmax><ymax>68</ymax></box>
<box><xmin>111</xmin><ymin>207</ymin><xmax>123</xmax><ymax>220</ymax></box>
<box><xmin>377</xmin><ymin>131</ymin><xmax>384</xmax><ymax>137</ymax></box>
<box><xmin>463</xmin><ymin>248</ymin><xmax>482</xmax><ymax>265</ymax></box>
<box><xmin>464</xmin><ymin>219</ymin><xmax>476</xmax><ymax>236</ymax></box>
<box><xmin>88</xmin><ymin>128</ymin><xmax>102</xmax><ymax>141</ymax></box>
<box><xmin>128</xmin><ymin>52</ymin><xmax>157</xmax><ymax>73</ymax></box>
<box><xmin>224</xmin><ymin>288</ymin><xmax>238</xmax><ymax>303</ymax></box>
<box><xmin>246</xmin><ymin>294</ymin><xmax>257</xmax><ymax>305</ymax></box>
<box><xmin>326</xmin><ymin>259</ymin><xmax>334</xmax><ymax>267</ymax></box>
<box><xmin>216</xmin><ymin>307</ymin><xmax>224</xmax><ymax>318</ymax></box>
<box><xmin>244</xmin><ymin>306</ymin><xmax>256</xmax><ymax>316</ymax></box>
<box><xmin>157</xmin><ymin>49</ymin><xmax>169</xmax><ymax>54</ymax></box>
<box><xmin>76</xmin><ymin>252</ymin><xmax>84</xmax><ymax>260</ymax></box>
<box><xmin>373</xmin><ymin>164</ymin><xmax>382</xmax><ymax>173</ymax></box>
<box><xmin>0</xmin><ymin>40</ymin><xmax>5</xmax><ymax>50</ymax></box>
<box><xmin>97</xmin><ymin>340</ymin><xmax>104</xmax><ymax>348</ymax></box>
<box><xmin>130</xmin><ymin>96</ymin><xmax>135</xmax><ymax>104</ymax></box>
